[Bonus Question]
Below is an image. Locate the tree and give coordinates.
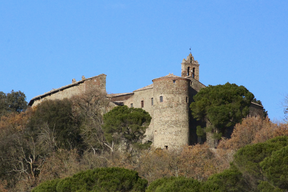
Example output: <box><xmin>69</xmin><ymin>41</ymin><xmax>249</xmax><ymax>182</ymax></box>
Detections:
<box><xmin>102</xmin><ymin>105</ymin><xmax>151</xmax><ymax>152</ymax></box>
<box><xmin>218</xmin><ymin>116</ymin><xmax>273</xmax><ymax>150</ymax></box>
<box><xmin>72</xmin><ymin>87</ymin><xmax>110</xmax><ymax>154</ymax></box>
<box><xmin>146</xmin><ymin>177</ymin><xmax>201</xmax><ymax>192</ymax></box>
<box><xmin>28</xmin><ymin>99</ymin><xmax>83</xmax><ymax>150</ymax></box>
<box><xmin>0</xmin><ymin>111</ymin><xmax>48</xmax><ymax>190</ymax></box>
<box><xmin>232</xmin><ymin>136</ymin><xmax>288</xmax><ymax>191</ymax></box>
<box><xmin>260</xmin><ymin>145</ymin><xmax>288</xmax><ymax>190</ymax></box>
<box><xmin>32</xmin><ymin>167</ymin><xmax>148</xmax><ymax>192</ymax></box>
<box><xmin>284</xmin><ymin>95</ymin><xmax>288</xmax><ymax>123</ymax></box>
<box><xmin>6</xmin><ymin>90</ymin><xmax>27</xmax><ymax>113</ymax></box>
<box><xmin>190</xmin><ymin>83</ymin><xmax>254</xmax><ymax>145</ymax></box>
<box><xmin>0</xmin><ymin>92</ymin><xmax>8</xmax><ymax>116</ymax></box>
<box><xmin>0</xmin><ymin>90</ymin><xmax>27</xmax><ymax>117</ymax></box>
<box><xmin>201</xmin><ymin>166</ymin><xmax>248</xmax><ymax>192</ymax></box>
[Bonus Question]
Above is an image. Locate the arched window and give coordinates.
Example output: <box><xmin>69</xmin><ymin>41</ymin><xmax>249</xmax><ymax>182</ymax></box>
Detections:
<box><xmin>192</xmin><ymin>68</ymin><xmax>195</xmax><ymax>78</ymax></box>
<box><xmin>187</xmin><ymin>67</ymin><xmax>190</xmax><ymax>76</ymax></box>
<box><xmin>160</xmin><ymin>96</ymin><xmax>163</xmax><ymax>102</ymax></box>
<box><xmin>141</xmin><ymin>100</ymin><xmax>144</xmax><ymax>108</ymax></box>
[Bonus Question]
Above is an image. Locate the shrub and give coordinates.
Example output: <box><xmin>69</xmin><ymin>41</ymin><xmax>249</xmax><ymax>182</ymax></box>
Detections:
<box><xmin>32</xmin><ymin>167</ymin><xmax>147</xmax><ymax>192</ymax></box>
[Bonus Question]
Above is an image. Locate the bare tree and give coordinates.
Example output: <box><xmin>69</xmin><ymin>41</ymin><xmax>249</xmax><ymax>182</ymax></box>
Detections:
<box><xmin>72</xmin><ymin>87</ymin><xmax>110</xmax><ymax>154</ymax></box>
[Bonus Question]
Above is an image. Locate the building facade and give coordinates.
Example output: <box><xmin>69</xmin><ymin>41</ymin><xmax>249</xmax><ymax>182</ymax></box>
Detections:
<box><xmin>29</xmin><ymin>53</ymin><xmax>263</xmax><ymax>149</ymax></box>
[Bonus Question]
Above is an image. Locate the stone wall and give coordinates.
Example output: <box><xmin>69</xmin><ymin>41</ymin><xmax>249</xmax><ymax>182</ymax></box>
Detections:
<box><xmin>123</xmin><ymin>87</ymin><xmax>154</xmax><ymax>142</ymax></box>
<box><xmin>29</xmin><ymin>74</ymin><xmax>106</xmax><ymax>106</ymax></box>
<box><xmin>152</xmin><ymin>76</ymin><xmax>190</xmax><ymax>150</ymax></box>
<box><xmin>181</xmin><ymin>53</ymin><xmax>200</xmax><ymax>81</ymax></box>
<box><xmin>249</xmin><ymin>102</ymin><xmax>264</xmax><ymax>118</ymax></box>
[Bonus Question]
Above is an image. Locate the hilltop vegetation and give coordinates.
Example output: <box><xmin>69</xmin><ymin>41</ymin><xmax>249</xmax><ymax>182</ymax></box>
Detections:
<box><xmin>31</xmin><ymin>136</ymin><xmax>288</xmax><ymax>191</ymax></box>
<box><xmin>0</xmin><ymin>89</ymin><xmax>287</xmax><ymax>191</ymax></box>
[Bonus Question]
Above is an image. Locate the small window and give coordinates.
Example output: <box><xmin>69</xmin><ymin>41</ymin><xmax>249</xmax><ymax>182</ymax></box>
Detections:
<box><xmin>165</xmin><ymin>145</ymin><xmax>168</xmax><ymax>150</ymax></box>
<box><xmin>131</xmin><ymin>103</ymin><xmax>133</xmax><ymax>108</ymax></box>
<box><xmin>187</xmin><ymin>67</ymin><xmax>190</xmax><ymax>76</ymax></box>
<box><xmin>173</xmin><ymin>80</ymin><xmax>176</xmax><ymax>84</ymax></box>
<box><xmin>151</xmin><ymin>98</ymin><xmax>153</xmax><ymax>105</ymax></box>
<box><xmin>160</xmin><ymin>96</ymin><xmax>163</xmax><ymax>102</ymax></box>
<box><xmin>141</xmin><ymin>100</ymin><xmax>144</xmax><ymax>108</ymax></box>
<box><xmin>186</xmin><ymin>97</ymin><xmax>188</xmax><ymax>103</ymax></box>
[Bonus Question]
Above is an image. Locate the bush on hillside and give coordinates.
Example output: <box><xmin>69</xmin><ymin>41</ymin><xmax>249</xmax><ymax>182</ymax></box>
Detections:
<box><xmin>32</xmin><ymin>167</ymin><xmax>147</xmax><ymax>192</ymax></box>
<box><xmin>201</xmin><ymin>166</ymin><xmax>248</xmax><ymax>192</ymax></box>
<box><xmin>146</xmin><ymin>177</ymin><xmax>201</xmax><ymax>192</ymax></box>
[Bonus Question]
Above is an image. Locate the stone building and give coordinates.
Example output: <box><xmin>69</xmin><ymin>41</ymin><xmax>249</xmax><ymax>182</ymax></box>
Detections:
<box><xmin>29</xmin><ymin>53</ymin><xmax>263</xmax><ymax>150</ymax></box>
<box><xmin>28</xmin><ymin>74</ymin><xmax>106</xmax><ymax>106</ymax></box>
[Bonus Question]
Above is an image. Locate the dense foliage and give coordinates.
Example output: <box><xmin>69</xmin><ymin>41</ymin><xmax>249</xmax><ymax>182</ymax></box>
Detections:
<box><xmin>102</xmin><ymin>105</ymin><xmax>152</xmax><ymax>151</ymax></box>
<box><xmin>147</xmin><ymin>177</ymin><xmax>201</xmax><ymax>192</ymax></box>
<box><xmin>28</xmin><ymin>99</ymin><xmax>83</xmax><ymax>150</ymax></box>
<box><xmin>1</xmin><ymin>89</ymin><xmax>288</xmax><ymax>192</ymax></box>
<box><xmin>190</xmin><ymin>83</ymin><xmax>254</xmax><ymax>142</ymax></box>
<box><xmin>32</xmin><ymin>167</ymin><xmax>148</xmax><ymax>192</ymax></box>
<box><xmin>0</xmin><ymin>90</ymin><xmax>27</xmax><ymax>116</ymax></box>
<box><xmin>231</xmin><ymin>136</ymin><xmax>288</xmax><ymax>191</ymax></box>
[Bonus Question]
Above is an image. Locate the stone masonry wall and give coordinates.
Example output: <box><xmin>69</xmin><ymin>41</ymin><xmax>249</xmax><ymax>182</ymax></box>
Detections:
<box><xmin>31</xmin><ymin>74</ymin><xmax>106</xmax><ymax>106</ymax></box>
<box><xmin>152</xmin><ymin>77</ymin><xmax>190</xmax><ymax>149</ymax></box>
<box><xmin>124</xmin><ymin>88</ymin><xmax>154</xmax><ymax>142</ymax></box>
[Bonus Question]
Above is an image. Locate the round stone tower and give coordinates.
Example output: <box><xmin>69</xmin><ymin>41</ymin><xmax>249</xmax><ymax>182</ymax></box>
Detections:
<box><xmin>152</xmin><ymin>73</ymin><xmax>190</xmax><ymax>150</ymax></box>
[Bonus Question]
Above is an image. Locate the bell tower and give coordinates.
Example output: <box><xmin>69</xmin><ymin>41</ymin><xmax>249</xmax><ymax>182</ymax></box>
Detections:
<box><xmin>181</xmin><ymin>53</ymin><xmax>200</xmax><ymax>81</ymax></box>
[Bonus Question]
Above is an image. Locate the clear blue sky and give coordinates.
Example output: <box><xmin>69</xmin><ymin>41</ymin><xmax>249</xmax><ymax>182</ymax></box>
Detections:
<box><xmin>1</xmin><ymin>1</ymin><xmax>287</xmax><ymax>121</ymax></box>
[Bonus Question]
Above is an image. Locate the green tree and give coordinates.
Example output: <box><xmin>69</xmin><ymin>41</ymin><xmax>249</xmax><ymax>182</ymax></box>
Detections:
<box><xmin>6</xmin><ymin>90</ymin><xmax>27</xmax><ymax>113</ymax></box>
<box><xmin>232</xmin><ymin>136</ymin><xmax>288</xmax><ymax>191</ymax></box>
<box><xmin>0</xmin><ymin>114</ymin><xmax>48</xmax><ymax>190</ymax></box>
<box><xmin>0</xmin><ymin>90</ymin><xmax>27</xmax><ymax>116</ymax></box>
<box><xmin>31</xmin><ymin>179</ymin><xmax>60</xmax><ymax>192</ymax></box>
<box><xmin>146</xmin><ymin>177</ymin><xmax>201</xmax><ymax>192</ymax></box>
<box><xmin>0</xmin><ymin>91</ymin><xmax>8</xmax><ymax>116</ymax></box>
<box><xmin>102</xmin><ymin>105</ymin><xmax>151</xmax><ymax>152</ymax></box>
<box><xmin>201</xmin><ymin>166</ymin><xmax>248</xmax><ymax>192</ymax></box>
<box><xmin>28</xmin><ymin>99</ymin><xmax>83</xmax><ymax>150</ymax></box>
<box><xmin>32</xmin><ymin>167</ymin><xmax>148</xmax><ymax>192</ymax></box>
<box><xmin>190</xmin><ymin>83</ymin><xmax>254</xmax><ymax>142</ymax></box>
<box><xmin>260</xmin><ymin>145</ymin><xmax>288</xmax><ymax>190</ymax></box>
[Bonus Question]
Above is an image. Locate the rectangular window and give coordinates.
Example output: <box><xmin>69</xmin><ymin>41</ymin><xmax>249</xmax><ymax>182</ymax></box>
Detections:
<box><xmin>160</xmin><ymin>96</ymin><xmax>163</xmax><ymax>102</ymax></box>
<box><xmin>131</xmin><ymin>103</ymin><xmax>133</xmax><ymax>108</ymax></box>
<box><xmin>141</xmin><ymin>100</ymin><xmax>144</xmax><ymax>108</ymax></box>
<box><xmin>151</xmin><ymin>98</ymin><xmax>153</xmax><ymax>105</ymax></box>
